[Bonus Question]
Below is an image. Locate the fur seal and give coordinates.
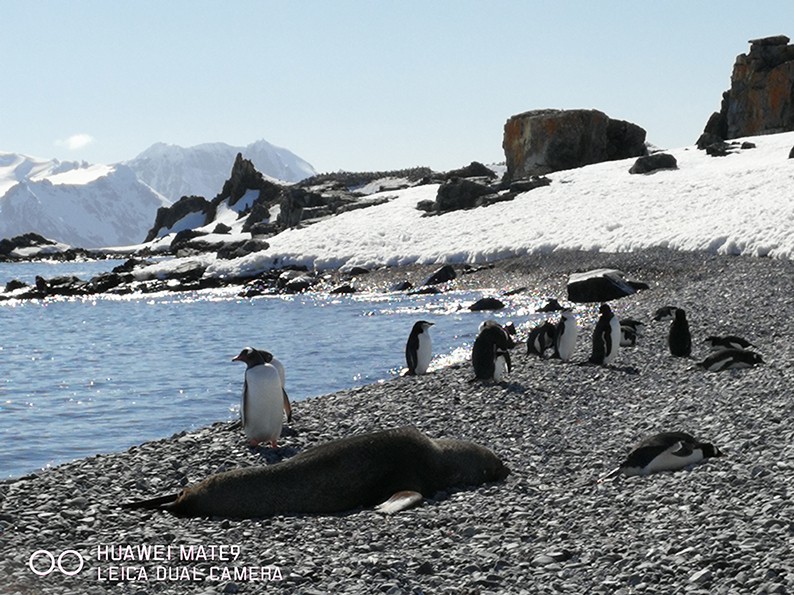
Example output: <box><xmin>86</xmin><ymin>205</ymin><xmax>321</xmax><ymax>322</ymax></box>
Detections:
<box><xmin>599</xmin><ymin>431</ymin><xmax>723</xmax><ymax>481</ymax></box>
<box><xmin>121</xmin><ymin>427</ymin><xmax>509</xmax><ymax>518</ymax></box>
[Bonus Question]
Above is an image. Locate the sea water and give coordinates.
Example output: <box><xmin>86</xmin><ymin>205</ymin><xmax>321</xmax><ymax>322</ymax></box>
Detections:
<box><xmin>0</xmin><ymin>260</ymin><xmax>543</xmax><ymax>479</ymax></box>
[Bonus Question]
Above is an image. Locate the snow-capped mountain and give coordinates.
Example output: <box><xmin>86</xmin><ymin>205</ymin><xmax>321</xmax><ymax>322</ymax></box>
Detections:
<box><xmin>0</xmin><ymin>158</ymin><xmax>170</xmax><ymax>248</ymax></box>
<box><xmin>125</xmin><ymin>139</ymin><xmax>316</xmax><ymax>202</ymax></box>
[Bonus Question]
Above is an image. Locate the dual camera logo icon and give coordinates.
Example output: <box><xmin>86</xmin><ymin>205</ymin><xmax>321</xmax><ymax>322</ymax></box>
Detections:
<box><xmin>28</xmin><ymin>550</ymin><xmax>85</xmax><ymax>576</ymax></box>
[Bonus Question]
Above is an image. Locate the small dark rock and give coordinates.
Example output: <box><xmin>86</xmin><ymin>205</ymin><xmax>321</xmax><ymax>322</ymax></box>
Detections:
<box><xmin>415</xmin><ymin>199</ymin><xmax>436</xmax><ymax>213</ymax></box>
<box><xmin>347</xmin><ymin>267</ymin><xmax>370</xmax><ymax>276</ymax></box>
<box><xmin>213</xmin><ymin>223</ymin><xmax>232</xmax><ymax>234</ymax></box>
<box><xmin>329</xmin><ymin>284</ymin><xmax>356</xmax><ymax>294</ymax></box>
<box><xmin>4</xmin><ymin>279</ymin><xmax>28</xmax><ymax>292</ymax></box>
<box><xmin>538</xmin><ymin>298</ymin><xmax>564</xmax><ymax>312</ymax></box>
<box><xmin>509</xmin><ymin>176</ymin><xmax>552</xmax><ymax>193</ymax></box>
<box><xmin>789</xmin><ymin>146</ymin><xmax>794</xmax><ymax>159</ymax></box>
<box><xmin>392</xmin><ymin>280</ymin><xmax>413</xmax><ymax>291</ymax></box>
<box><xmin>629</xmin><ymin>153</ymin><xmax>678</xmax><ymax>174</ymax></box>
<box><xmin>469</xmin><ymin>297</ymin><xmax>506</xmax><ymax>311</ymax></box>
<box><xmin>567</xmin><ymin>269</ymin><xmax>648</xmax><ymax>303</ymax></box>
<box><xmin>423</xmin><ymin>265</ymin><xmax>456</xmax><ymax>286</ymax></box>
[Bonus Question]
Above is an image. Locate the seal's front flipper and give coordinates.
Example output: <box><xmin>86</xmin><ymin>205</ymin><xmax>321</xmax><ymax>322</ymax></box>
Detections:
<box><xmin>374</xmin><ymin>490</ymin><xmax>423</xmax><ymax>514</ymax></box>
<box><xmin>121</xmin><ymin>493</ymin><xmax>180</xmax><ymax>511</ymax></box>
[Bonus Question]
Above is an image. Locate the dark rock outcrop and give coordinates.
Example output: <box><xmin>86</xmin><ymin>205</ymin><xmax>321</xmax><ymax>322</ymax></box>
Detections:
<box><xmin>435</xmin><ymin>179</ymin><xmax>494</xmax><ymax>213</ymax></box>
<box><xmin>502</xmin><ymin>109</ymin><xmax>647</xmax><ymax>182</ymax></box>
<box><xmin>469</xmin><ymin>297</ymin><xmax>506</xmax><ymax>311</ymax></box>
<box><xmin>702</xmin><ymin>35</ymin><xmax>794</xmax><ymax>141</ymax></box>
<box><xmin>145</xmin><ymin>195</ymin><xmax>214</xmax><ymax>242</ymax></box>
<box><xmin>567</xmin><ymin>269</ymin><xmax>649</xmax><ymax>303</ymax></box>
<box><xmin>629</xmin><ymin>153</ymin><xmax>678</xmax><ymax>174</ymax></box>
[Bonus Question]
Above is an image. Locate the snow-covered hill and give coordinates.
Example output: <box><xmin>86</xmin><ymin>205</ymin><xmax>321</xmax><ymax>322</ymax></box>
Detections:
<box><xmin>0</xmin><ymin>162</ymin><xmax>170</xmax><ymax>248</ymax></box>
<box><xmin>125</xmin><ymin>139</ymin><xmax>316</xmax><ymax>201</ymax></box>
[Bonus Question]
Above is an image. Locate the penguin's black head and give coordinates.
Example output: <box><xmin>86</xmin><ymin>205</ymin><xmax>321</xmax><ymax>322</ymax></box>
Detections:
<box><xmin>700</xmin><ymin>442</ymin><xmax>724</xmax><ymax>459</ymax></box>
<box><xmin>674</xmin><ymin>308</ymin><xmax>687</xmax><ymax>321</ymax></box>
<box><xmin>599</xmin><ymin>303</ymin><xmax>612</xmax><ymax>315</ymax></box>
<box><xmin>232</xmin><ymin>347</ymin><xmax>266</xmax><ymax>368</ymax></box>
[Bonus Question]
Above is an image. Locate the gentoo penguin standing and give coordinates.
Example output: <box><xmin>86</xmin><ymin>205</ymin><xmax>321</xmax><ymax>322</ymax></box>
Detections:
<box><xmin>697</xmin><ymin>348</ymin><xmax>764</xmax><ymax>371</ymax></box>
<box><xmin>472</xmin><ymin>320</ymin><xmax>515</xmax><ymax>381</ymax></box>
<box><xmin>554</xmin><ymin>309</ymin><xmax>578</xmax><ymax>362</ymax></box>
<box><xmin>599</xmin><ymin>432</ymin><xmax>723</xmax><ymax>482</ymax></box>
<box><xmin>589</xmin><ymin>303</ymin><xmax>621</xmax><ymax>365</ymax></box>
<box><xmin>233</xmin><ymin>347</ymin><xmax>285</xmax><ymax>448</ymax></box>
<box><xmin>254</xmin><ymin>349</ymin><xmax>292</xmax><ymax>422</ymax></box>
<box><xmin>668</xmin><ymin>308</ymin><xmax>692</xmax><ymax>357</ymax></box>
<box><xmin>704</xmin><ymin>335</ymin><xmax>754</xmax><ymax>351</ymax></box>
<box><xmin>405</xmin><ymin>320</ymin><xmax>434</xmax><ymax>375</ymax></box>
<box><xmin>527</xmin><ymin>320</ymin><xmax>556</xmax><ymax>357</ymax></box>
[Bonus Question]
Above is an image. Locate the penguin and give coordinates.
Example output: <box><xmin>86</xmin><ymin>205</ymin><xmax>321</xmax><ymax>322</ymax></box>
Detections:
<box><xmin>232</xmin><ymin>347</ymin><xmax>285</xmax><ymax>448</ymax></box>
<box><xmin>599</xmin><ymin>432</ymin><xmax>723</xmax><ymax>481</ymax></box>
<box><xmin>704</xmin><ymin>335</ymin><xmax>754</xmax><ymax>351</ymax></box>
<box><xmin>696</xmin><ymin>348</ymin><xmax>764</xmax><ymax>371</ymax></box>
<box><xmin>589</xmin><ymin>303</ymin><xmax>621</xmax><ymax>365</ymax></box>
<box><xmin>254</xmin><ymin>349</ymin><xmax>292</xmax><ymax>422</ymax></box>
<box><xmin>405</xmin><ymin>320</ymin><xmax>434</xmax><ymax>375</ymax></box>
<box><xmin>554</xmin><ymin>309</ymin><xmax>578</xmax><ymax>362</ymax></box>
<box><xmin>619</xmin><ymin>318</ymin><xmax>644</xmax><ymax>347</ymax></box>
<box><xmin>653</xmin><ymin>305</ymin><xmax>678</xmax><ymax>322</ymax></box>
<box><xmin>668</xmin><ymin>308</ymin><xmax>692</xmax><ymax>357</ymax></box>
<box><xmin>527</xmin><ymin>320</ymin><xmax>556</xmax><ymax>357</ymax></box>
<box><xmin>472</xmin><ymin>320</ymin><xmax>515</xmax><ymax>381</ymax></box>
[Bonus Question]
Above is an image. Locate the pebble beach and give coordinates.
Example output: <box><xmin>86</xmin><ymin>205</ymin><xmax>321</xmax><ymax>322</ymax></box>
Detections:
<box><xmin>2</xmin><ymin>248</ymin><xmax>793</xmax><ymax>594</ymax></box>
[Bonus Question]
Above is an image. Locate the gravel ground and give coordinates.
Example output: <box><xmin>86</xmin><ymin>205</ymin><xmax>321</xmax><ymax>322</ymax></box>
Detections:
<box><xmin>1</xmin><ymin>248</ymin><xmax>793</xmax><ymax>595</ymax></box>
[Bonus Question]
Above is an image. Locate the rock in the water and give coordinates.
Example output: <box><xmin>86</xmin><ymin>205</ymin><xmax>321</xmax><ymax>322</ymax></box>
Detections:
<box><xmin>423</xmin><ymin>265</ymin><xmax>456</xmax><ymax>286</ymax></box>
<box><xmin>567</xmin><ymin>268</ymin><xmax>648</xmax><ymax>303</ymax></box>
<box><xmin>468</xmin><ymin>297</ymin><xmax>505</xmax><ymax>311</ymax></box>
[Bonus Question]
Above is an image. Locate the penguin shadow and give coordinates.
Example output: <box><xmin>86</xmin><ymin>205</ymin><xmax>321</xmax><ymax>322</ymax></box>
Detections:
<box><xmin>576</xmin><ymin>361</ymin><xmax>641</xmax><ymax>375</ymax></box>
<box><xmin>466</xmin><ymin>377</ymin><xmax>528</xmax><ymax>393</ymax></box>
<box><xmin>248</xmin><ymin>440</ymin><xmax>301</xmax><ymax>464</ymax></box>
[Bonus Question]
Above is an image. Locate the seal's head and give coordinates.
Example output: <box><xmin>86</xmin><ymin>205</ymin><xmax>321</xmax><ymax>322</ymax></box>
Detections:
<box><xmin>433</xmin><ymin>438</ymin><xmax>510</xmax><ymax>488</ymax></box>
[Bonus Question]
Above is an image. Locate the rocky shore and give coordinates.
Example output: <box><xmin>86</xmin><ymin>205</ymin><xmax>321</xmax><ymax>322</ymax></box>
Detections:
<box><xmin>2</xmin><ymin>248</ymin><xmax>793</xmax><ymax>594</ymax></box>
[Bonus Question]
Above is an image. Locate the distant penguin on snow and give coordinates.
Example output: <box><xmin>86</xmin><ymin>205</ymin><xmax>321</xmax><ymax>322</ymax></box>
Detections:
<box><xmin>590</xmin><ymin>303</ymin><xmax>621</xmax><ymax>365</ymax></box>
<box><xmin>599</xmin><ymin>431</ymin><xmax>723</xmax><ymax>482</ymax></box>
<box><xmin>697</xmin><ymin>348</ymin><xmax>764</xmax><ymax>371</ymax></box>
<box><xmin>405</xmin><ymin>320</ymin><xmax>434</xmax><ymax>375</ymax></box>
<box><xmin>554</xmin><ymin>309</ymin><xmax>578</xmax><ymax>362</ymax></box>
<box><xmin>668</xmin><ymin>308</ymin><xmax>692</xmax><ymax>357</ymax></box>
<box><xmin>233</xmin><ymin>347</ymin><xmax>285</xmax><ymax>448</ymax></box>
<box><xmin>472</xmin><ymin>320</ymin><xmax>515</xmax><ymax>381</ymax></box>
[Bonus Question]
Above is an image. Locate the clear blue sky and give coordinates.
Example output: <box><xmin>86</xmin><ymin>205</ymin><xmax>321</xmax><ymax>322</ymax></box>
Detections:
<box><xmin>2</xmin><ymin>1</ymin><xmax>793</xmax><ymax>173</ymax></box>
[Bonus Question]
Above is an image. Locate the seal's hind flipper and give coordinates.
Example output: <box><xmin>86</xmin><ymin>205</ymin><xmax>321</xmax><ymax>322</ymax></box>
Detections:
<box><xmin>374</xmin><ymin>490</ymin><xmax>423</xmax><ymax>514</ymax></box>
<box><xmin>121</xmin><ymin>493</ymin><xmax>180</xmax><ymax>511</ymax></box>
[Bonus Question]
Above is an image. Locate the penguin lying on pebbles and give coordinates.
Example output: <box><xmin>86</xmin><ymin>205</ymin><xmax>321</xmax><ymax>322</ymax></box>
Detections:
<box><xmin>704</xmin><ymin>335</ymin><xmax>754</xmax><ymax>351</ymax></box>
<box><xmin>472</xmin><ymin>320</ymin><xmax>516</xmax><ymax>381</ymax></box>
<box><xmin>598</xmin><ymin>432</ymin><xmax>723</xmax><ymax>482</ymax></box>
<box><xmin>619</xmin><ymin>318</ymin><xmax>644</xmax><ymax>347</ymax></box>
<box><xmin>653</xmin><ymin>305</ymin><xmax>678</xmax><ymax>322</ymax></box>
<box><xmin>405</xmin><ymin>320</ymin><xmax>434</xmax><ymax>375</ymax></box>
<box><xmin>233</xmin><ymin>347</ymin><xmax>286</xmax><ymax>448</ymax></box>
<box><xmin>697</xmin><ymin>348</ymin><xmax>764</xmax><ymax>371</ymax></box>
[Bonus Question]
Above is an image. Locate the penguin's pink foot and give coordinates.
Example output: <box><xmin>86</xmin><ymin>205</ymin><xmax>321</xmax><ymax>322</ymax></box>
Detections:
<box><xmin>248</xmin><ymin>439</ymin><xmax>261</xmax><ymax>448</ymax></box>
<box><xmin>269</xmin><ymin>440</ymin><xmax>278</xmax><ymax>448</ymax></box>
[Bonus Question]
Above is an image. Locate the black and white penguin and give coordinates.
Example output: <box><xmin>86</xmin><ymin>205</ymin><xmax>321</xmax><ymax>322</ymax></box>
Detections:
<box><xmin>704</xmin><ymin>335</ymin><xmax>754</xmax><ymax>351</ymax></box>
<box><xmin>619</xmin><ymin>318</ymin><xmax>644</xmax><ymax>347</ymax></box>
<box><xmin>589</xmin><ymin>303</ymin><xmax>621</xmax><ymax>365</ymax></box>
<box><xmin>653</xmin><ymin>305</ymin><xmax>678</xmax><ymax>322</ymax></box>
<box><xmin>472</xmin><ymin>320</ymin><xmax>515</xmax><ymax>381</ymax></box>
<box><xmin>254</xmin><ymin>349</ymin><xmax>292</xmax><ymax>422</ymax></box>
<box><xmin>527</xmin><ymin>320</ymin><xmax>556</xmax><ymax>357</ymax></box>
<box><xmin>599</xmin><ymin>431</ymin><xmax>723</xmax><ymax>481</ymax></box>
<box><xmin>696</xmin><ymin>348</ymin><xmax>764</xmax><ymax>371</ymax></box>
<box><xmin>554</xmin><ymin>309</ymin><xmax>578</xmax><ymax>362</ymax></box>
<box><xmin>405</xmin><ymin>320</ymin><xmax>434</xmax><ymax>375</ymax></box>
<box><xmin>668</xmin><ymin>308</ymin><xmax>692</xmax><ymax>357</ymax></box>
<box><xmin>233</xmin><ymin>347</ymin><xmax>285</xmax><ymax>448</ymax></box>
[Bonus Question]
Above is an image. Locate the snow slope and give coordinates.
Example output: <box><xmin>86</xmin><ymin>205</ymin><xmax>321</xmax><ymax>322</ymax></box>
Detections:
<box><xmin>0</xmin><ymin>164</ymin><xmax>170</xmax><ymax>248</ymax></box>
<box><xmin>125</xmin><ymin>139</ymin><xmax>316</xmax><ymax>201</ymax></box>
<box><xmin>203</xmin><ymin>131</ymin><xmax>794</xmax><ymax>279</ymax></box>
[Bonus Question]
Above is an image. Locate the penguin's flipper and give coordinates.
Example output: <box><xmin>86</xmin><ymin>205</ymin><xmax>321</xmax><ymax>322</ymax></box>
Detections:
<box><xmin>121</xmin><ymin>493</ymin><xmax>180</xmax><ymax>511</ymax></box>
<box><xmin>596</xmin><ymin>467</ymin><xmax>622</xmax><ymax>484</ymax></box>
<box><xmin>374</xmin><ymin>490</ymin><xmax>423</xmax><ymax>515</ymax></box>
<box><xmin>283</xmin><ymin>388</ymin><xmax>293</xmax><ymax>423</ymax></box>
<box><xmin>670</xmin><ymin>441</ymin><xmax>694</xmax><ymax>458</ymax></box>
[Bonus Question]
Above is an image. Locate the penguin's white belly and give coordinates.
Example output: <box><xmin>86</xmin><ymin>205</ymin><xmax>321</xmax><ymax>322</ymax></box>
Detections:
<box><xmin>493</xmin><ymin>354</ymin><xmax>509</xmax><ymax>382</ymax></box>
<box><xmin>242</xmin><ymin>364</ymin><xmax>284</xmax><ymax>443</ymax></box>
<box><xmin>603</xmin><ymin>318</ymin><xmax>621</xmax><ymax>365</ymax></box>
<box><xmin>557</xmin><ymin>324</ymin><xmax>578</xmax><ymax>362</ymax></box>
<box><xmin>626</xmin><ymin>446</ymin><xmax>705</xmax><ymax>477</ymax></box>
<box><xmin>415</xmin><ymin>334</ymin><xmax>432</xmax><ymax>374</ymax></box>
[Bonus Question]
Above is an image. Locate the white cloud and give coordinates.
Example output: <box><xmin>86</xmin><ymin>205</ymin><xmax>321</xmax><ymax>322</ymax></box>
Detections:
<box><xmin>55</xmin><ymin>133</ymin><xmax>95</xmax><ymax>151</ymax></box>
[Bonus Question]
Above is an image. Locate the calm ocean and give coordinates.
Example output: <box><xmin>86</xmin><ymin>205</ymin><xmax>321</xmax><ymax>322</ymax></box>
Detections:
<box><xmin>0</xmin><ymin>260</ymin><xmax>536</xmax><ymax>479</ymax></box>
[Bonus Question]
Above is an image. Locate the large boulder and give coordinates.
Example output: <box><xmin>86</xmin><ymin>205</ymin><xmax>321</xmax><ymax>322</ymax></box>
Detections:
<box><xmin>502</xmin><ymin>109</ymin><xmax>647</xmax><ymax>181</ymax></box>
<box><xmin>702</xmin><ymin>35</ymin><xmax>794</xmax><ymax>141</ymax></box>
<box><xmin>629</xmin><ymin>153</ymin><xmax>678</xmax><ymax>174</ymax></box>
<box><xmin>567</xmin><ymin>268</ymin><xmax>649</xmax><ymax>303</ymax></box>
<box><xmin>144</xmin><ymin>195</ymin><xmax>214</xmax><ymax>242</ymax></box>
